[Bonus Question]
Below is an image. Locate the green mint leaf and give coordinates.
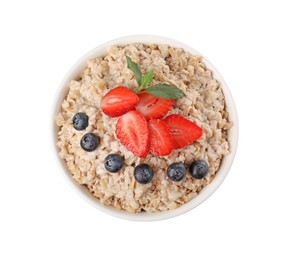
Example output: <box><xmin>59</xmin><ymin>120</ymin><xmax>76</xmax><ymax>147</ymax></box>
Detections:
<box><xmin>126</xmin><ymin>55</ymin><xmax>142</xmax><ymax>85</ymax></box>
<box><xmin>144</xmin><ymin>84</ymin><xmax>186</xmax><ymax>100</ymax></box>
<box><xmin>139</xmin><ymin>70</ymin><xmax>154</xmax><ymax>88</ymax></box>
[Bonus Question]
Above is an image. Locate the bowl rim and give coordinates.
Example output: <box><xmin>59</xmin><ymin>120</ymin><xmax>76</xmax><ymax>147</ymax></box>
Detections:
<box><xmin>51</xmin><ymin>34</ymin><xmax>239</xmax><ymax>221</ymax></box>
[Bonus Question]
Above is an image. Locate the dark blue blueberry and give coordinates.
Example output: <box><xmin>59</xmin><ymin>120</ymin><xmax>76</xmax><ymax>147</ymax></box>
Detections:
<box><xmin>189</xmin><ymin>160</ymin><xmax>209</xmax><ymax>179</ymax></box>
<box><xmin>80</xmin><ymin>133</ymin><xmax>99</xmax><ymax>152</ymax></box>
<box><xmin>167</xmin><ymin>162</ymin><xmax>186</xmax><ymax>182</ymax></box>
<box><xmin>134</xmin><ymin>164</ymin><xmax>154</xmax><ymax>184</ymax></box>
<box><xmin>72</xmin><ymin>113</ymin><xmax>89</xmax><ymax>130</ymax></box>
<box><xmin>104</xmin><ymin>154</ymin><xmax>124</xmax><ymax>173</ymax></box>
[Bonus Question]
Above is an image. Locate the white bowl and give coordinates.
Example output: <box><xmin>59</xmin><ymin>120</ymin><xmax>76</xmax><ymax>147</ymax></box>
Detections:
<box><xmin>51</xmin><ymin>35</ymin><xmax>239</xmax><ymax>221</ymax></box>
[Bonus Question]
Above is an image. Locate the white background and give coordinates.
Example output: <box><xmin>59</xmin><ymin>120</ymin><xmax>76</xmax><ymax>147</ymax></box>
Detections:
<box><xmin>0</xmin><ymin>0</ymin><xmax>285</xmax><ymax>259</ymax></box>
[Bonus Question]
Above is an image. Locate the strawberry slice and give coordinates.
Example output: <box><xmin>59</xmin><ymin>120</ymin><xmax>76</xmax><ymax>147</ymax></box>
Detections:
<box><xmin>100</xmin><ymin>86</ymin><xmax>139</xmax><ymax>117</ymax></box>
<box><xmin>164</xmin><ymin>114</ymin><xmax>202</xmax><ymax>149</ymax></box>
<box><xmin>115</xmin><ymin>110</ymin><xmax>149</xmax><ymax>158</ymax></box>
<box><xmin>135</xmin><ymin>93</ymin><xmax>174</xmax><ymax>120</ymax></box>
<box><xmin>148</xmin><ymin>119</ymin><xmax>174</xmax><ymax>156</ymax></box>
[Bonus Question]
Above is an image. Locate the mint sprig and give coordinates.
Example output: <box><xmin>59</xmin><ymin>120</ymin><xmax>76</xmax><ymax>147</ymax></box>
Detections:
<box><xmin>145</xmin><ymin>84</ymin><xmax>185</xmax><ymax>100</ymax></box>
<box><xmin>126</xmin><ymin>55</ymin><xmax>142</xmax><ymax>85</ymax></box>
<box><xmin>139</xmin><ymin>69</ymin><xmax>154</xmax><ymax>88</ymax></box>
<box><xmin>126</xmin><ymin>55</ymin><xmax>185</xmax><ymax>100</ymax></box>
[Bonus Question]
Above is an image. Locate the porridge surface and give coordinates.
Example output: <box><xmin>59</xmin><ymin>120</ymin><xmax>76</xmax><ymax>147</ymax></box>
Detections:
<box><xmin>56</xmin><ymin>43</ymin><xmax>232</xmax><ymax>213</ymax></box>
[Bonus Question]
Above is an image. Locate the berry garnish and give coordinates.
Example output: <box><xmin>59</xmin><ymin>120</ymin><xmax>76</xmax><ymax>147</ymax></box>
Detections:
<box><xmin>80</xmin><ymin>133</ymin><xmax>100</xmax><ymax>152</ymax></box>
<box><xmin>189</xmin><ymin>160</ymin><xmax>209</xmax><ymax>179</ymax></box>
<box><xmin>136</xmin><ymin>92</ymin><xmax>174</xmax><ymax>120</ymax></box>
<box><xmin>134</xmin><ymin>164</ymin><xmax>154</xmax><ymax>184</ymax></box>
<box><xmin>100</xmin><ymin>86</ymin><xmax>139</xmax><ymax>117</ymax></box>
<box><xmin>104</xmin><ymin>154</ymin><xmax>124</xmax><ymax>173</ymax></box>
<box><xmin>148</xmin><ymin>119</ymin><xmax>173</xmax><ymax>156</ymax></box>
<box><xmin>115</xmin><ymin>110</ymin><xmax>149</xmax><ymax>158</ymax></box>
<box><xmin>72</xmin><ymin>112</ymin><xmax>88</xmax><ymax>130</ymax></box>
<box><xmin>164</xmin><ymin>114</ymin><xmax>202</xmax><ymax>149</ymax></box>
<box><xmin>167</xmin><ymin>163</ymin><xmax>186</xmax><ymax>182</ymax></box>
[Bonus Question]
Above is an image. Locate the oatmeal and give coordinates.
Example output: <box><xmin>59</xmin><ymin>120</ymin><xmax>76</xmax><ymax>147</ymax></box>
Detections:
<box><xmin>56</xmin><ymin>43</ymin><xmax>232</xmax><ymax>213</ymax></box>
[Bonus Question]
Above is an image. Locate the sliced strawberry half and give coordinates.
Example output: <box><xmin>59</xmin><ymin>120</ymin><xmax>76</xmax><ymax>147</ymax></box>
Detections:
<box><xmin>100</xmin><ymin>86</ymin><xmax>139</xmax><ymax>117</ymax></box>
<box><xmin>148</xmin><ymin>119</ymin><xmax>174</xmax><ymax>156</ymax></box>
<box><xmin>135</xmin><ymin>93</ymin><xmax>174</xmax><ymax>120</ymax></box>
<box><xmin>115</xmin><ymin>110</ymin><xmax>149</xmax><ymax>158</ymax></box>
<box><xmin>164</xmin><ymin>114</ymin><xmax>202</xmax><ymax>149</ymax></box>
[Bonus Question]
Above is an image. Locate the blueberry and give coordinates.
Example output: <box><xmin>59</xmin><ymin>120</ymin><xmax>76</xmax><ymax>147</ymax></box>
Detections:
<box><xmin>80</xmin><ymin>133</ymin><xmax>99</xmax><ymax>152</ymax></box>
<box><xmin>167</xmin><ymin>163</ymin><xmax>186</xmax><ymax>182</ymax></box>
<box><xmin>189</xmin><ymin>160</ymin><xmax>209</xmax><ymax>179</ymax></box>
<box><xmin>104</xmin><ymin>154</ymin><xmax>124</xmax><ymax>173</ymax></box>
<box><xmin>134</xmin><ymin>164</ymin><xmax>154</xmax><ymax>184</ymax></box>
<box><xmin>73</xmin><ymin>113</ymin><xmax>88</xmax><ymax>130</ymax></box>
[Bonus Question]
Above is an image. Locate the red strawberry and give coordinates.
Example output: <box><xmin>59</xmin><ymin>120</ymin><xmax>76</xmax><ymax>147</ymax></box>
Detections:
<box><xmin>115</xmin><ymin>110</ymin><xmax>149</xmax><ymax>158</ymax></box>
<box><xmin>148</xmin><ymin>119</ymin><xmax>174</xmax><ymax>156</ymax></box>
<box><xmin>164</xmin><ymin>114</ymin><xmax>202</xmax><ymax>149</ymax></box>
<box><xmin>100</xmin><ymin>86</ymin><xmax>139</xmax><ymax>117</ymax></box>
<box><xmin>135</xmin><ymin>93</ymin><xmax>174</xmax><ymax>120</ymax></box>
